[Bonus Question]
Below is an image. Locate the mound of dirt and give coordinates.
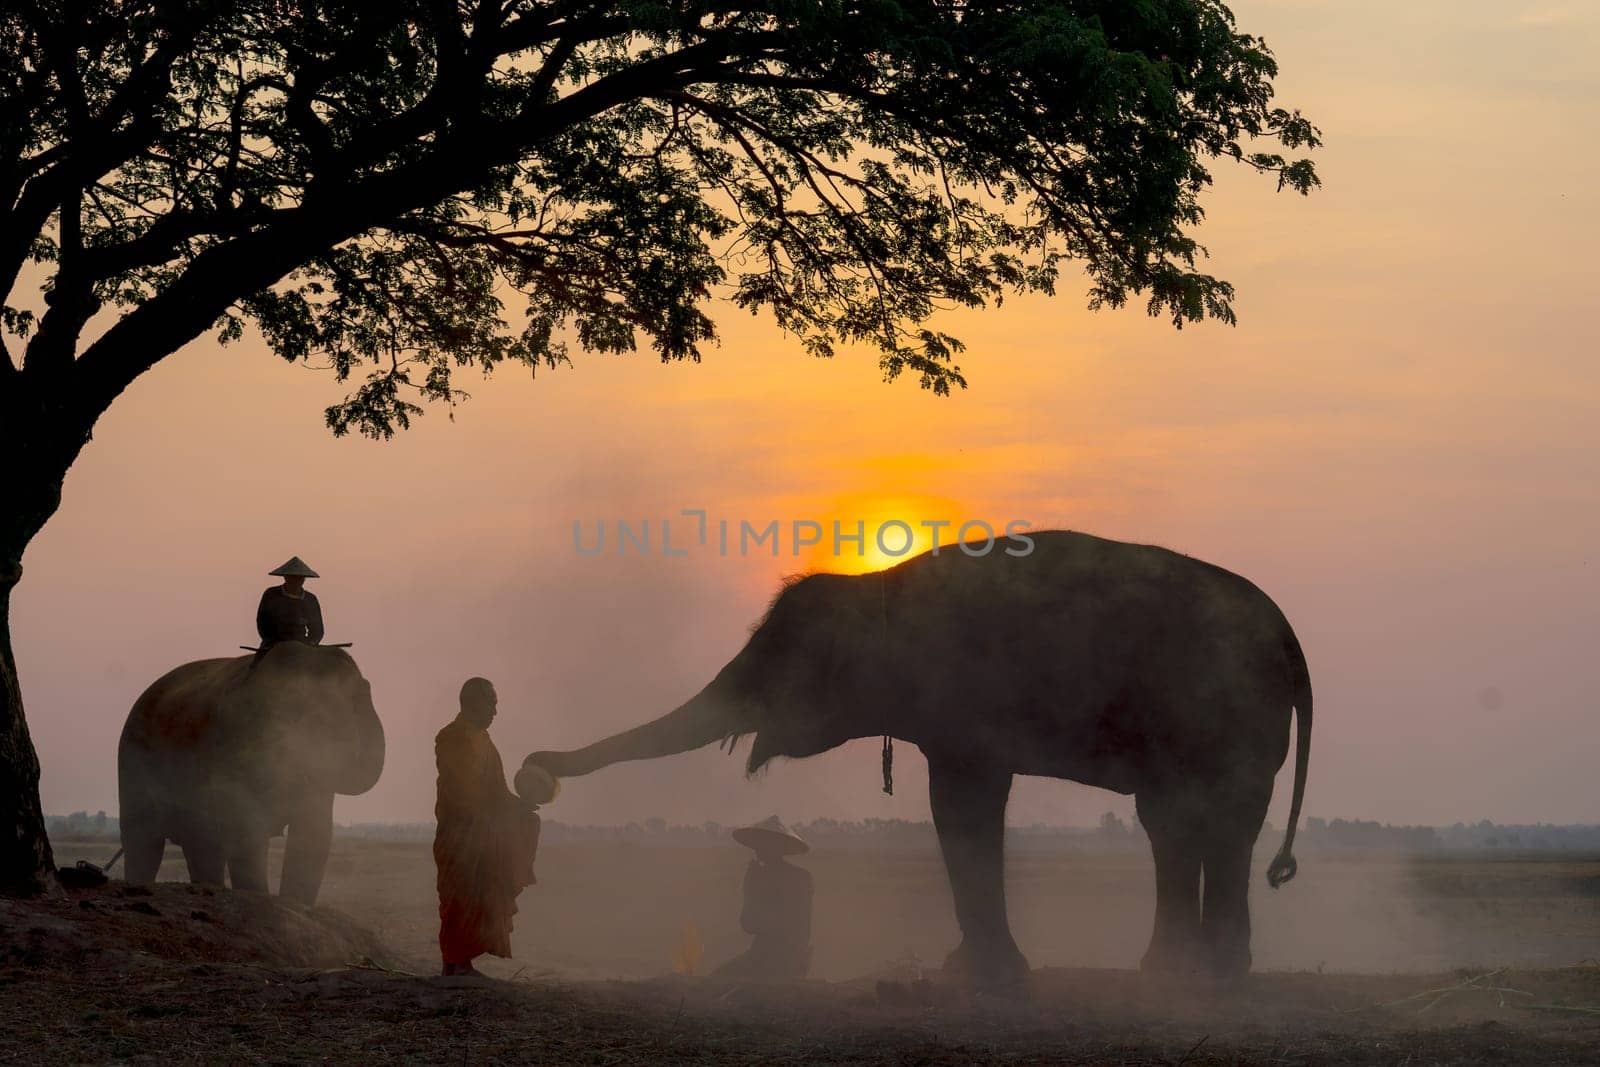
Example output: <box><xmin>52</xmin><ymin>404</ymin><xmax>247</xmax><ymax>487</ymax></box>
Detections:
<box><xmin>0</xmin><ymin>881</ymin><xmax>401</xmax><ymax>973</ymax></box>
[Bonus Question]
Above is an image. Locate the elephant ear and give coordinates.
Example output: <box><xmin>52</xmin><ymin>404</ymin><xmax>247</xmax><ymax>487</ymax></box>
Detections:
<box><xmin>745</xmin><ymin>625</ymin><xmax>859</xmax><ymax>775</ymax></box>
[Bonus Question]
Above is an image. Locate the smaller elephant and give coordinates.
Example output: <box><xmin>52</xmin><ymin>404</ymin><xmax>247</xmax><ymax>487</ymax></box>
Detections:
<box><xmin>117</xmin><ymin>642</ymin><xmax>385</xmax><ymax>905</ymax></box>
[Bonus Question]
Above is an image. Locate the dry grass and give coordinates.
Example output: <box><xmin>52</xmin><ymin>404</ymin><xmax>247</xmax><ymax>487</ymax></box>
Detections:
<box><xmin>9</xmin><ymin>838</ymin><xmax>1598</xmax><ymax>1064</ymax></box>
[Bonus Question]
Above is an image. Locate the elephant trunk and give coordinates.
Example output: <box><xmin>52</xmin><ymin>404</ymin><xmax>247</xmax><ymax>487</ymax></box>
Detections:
<box><xmin>330</xmin><ymin>678</ymin><xmax>385</xmax><ymax>796</ymax></box>
<box><xmin>522</xmin><ymin>682</ymin><xmax>739</xmax><ymax>782</ymax></box>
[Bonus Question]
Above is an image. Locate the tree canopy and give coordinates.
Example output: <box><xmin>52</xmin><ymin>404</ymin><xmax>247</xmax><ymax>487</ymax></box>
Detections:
<box><xmin>3</xmin><ymin>0</ymin><xmax>1317</xmax><ymax>447</ymax></box>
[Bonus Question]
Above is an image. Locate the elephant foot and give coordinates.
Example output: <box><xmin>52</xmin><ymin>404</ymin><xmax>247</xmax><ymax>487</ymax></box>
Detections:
<box><xmin>1140</xmin><ymin>935</ymin><xmax>1204</xmax><ymax>977</ymax></box>
<box><xmin>227</xmin><ymin>856</ymin><xmax>269</xmax><ymax>895</ymax></box>
<box><xmin>942</xmin><ymin>937</ymin><xmax>1031</xmax><ymax>991</ymax></box>
<box><xmin>278</xmin><ymin>888</ymin><xmax>318</xmax><ymax>909</ymax></box>
<box><xmin>1204</xmin><ymin>941</ymin><xmax>1252</xmax><ymax>982</ymax></box>
<box><xmin>119</xmin><ymin>818</ymin><xmax>167</xmax><ymax>885</ymax></box>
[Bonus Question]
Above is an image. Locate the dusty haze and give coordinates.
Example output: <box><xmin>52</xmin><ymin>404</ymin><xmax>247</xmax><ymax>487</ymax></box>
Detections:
<box><xmin>13</xmin><ymin>0</ymin><xmax>1599</xmax><ymax>834</ymax></box>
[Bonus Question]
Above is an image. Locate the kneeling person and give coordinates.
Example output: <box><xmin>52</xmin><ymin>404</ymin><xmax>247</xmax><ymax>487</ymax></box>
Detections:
<box><xmin>714</xmin><ymin>816</ymin><xmax>813</xmax><ymax>980</ymax></box>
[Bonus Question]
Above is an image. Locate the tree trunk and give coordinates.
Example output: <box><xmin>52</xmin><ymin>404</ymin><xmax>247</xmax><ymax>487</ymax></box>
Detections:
<box><xmin>0</xmin><ymin>565</ymin><xmax>58</xmax><ymax>896</ymax></box>
<box><xmin>0</xmin><ymin>392</ymin><xmax>72</xmax><ymax>896</ymax></box>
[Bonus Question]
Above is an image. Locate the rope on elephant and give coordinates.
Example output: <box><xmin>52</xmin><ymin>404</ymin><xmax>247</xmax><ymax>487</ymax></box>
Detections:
<box><xmin>879</xmin><ymin>571</ymin><xmax>893</xmax><ymax>796</ymax></box>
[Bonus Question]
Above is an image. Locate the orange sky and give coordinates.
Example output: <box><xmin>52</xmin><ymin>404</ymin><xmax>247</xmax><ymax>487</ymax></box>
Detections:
<box><xmin>13</xmin><ymin>0</ymin><xmax>1598</xmax><ymax>830</ymax></box>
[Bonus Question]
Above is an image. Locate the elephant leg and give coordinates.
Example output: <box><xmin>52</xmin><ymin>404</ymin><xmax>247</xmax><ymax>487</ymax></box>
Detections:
<box><xmin>121</xmin><ymin>818</ymin><xmax>166</xmax><ymax>884</ymax></box>
<box><xmin>279</xmin><ymin>791</ymin><xmax>334</xmax><ymax>907</ymax></box>
<box><xmin>228</xmin><ymin>836</ymin><xmax>270</xmax><ymax>894</ymax></box>
<box><xmin>1135</xmin><ymin>791</ymin><xmax>1203</xmax><ymax>974</ymax></box>
<box><xmin>926</xmin><ymin>755</ymin><xmax>1029</xmax><ymax>987</ymax></box>
<box><xmin>1199</xmin><ymin>789</ymin><xmax>1270</xmax><ymax>979</ymax></box>
<box><xmin>181</xmin><ymin>835</ymin><xmax>226</xmax><ymax>887</ymax></box>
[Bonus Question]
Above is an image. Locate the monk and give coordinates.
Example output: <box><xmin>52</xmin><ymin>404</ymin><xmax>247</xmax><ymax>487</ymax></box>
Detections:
<box><xmin>434</xmin><ymin>677</ymin><xmax>540</xmax><ymax>977</ymax></box>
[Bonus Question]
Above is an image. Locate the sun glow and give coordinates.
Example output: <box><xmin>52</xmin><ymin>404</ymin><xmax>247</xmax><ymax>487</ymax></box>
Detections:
<box><xmin>799</xmin><ymin>493</ymin><xmax>968</xmax><ymax>575</ymax></box>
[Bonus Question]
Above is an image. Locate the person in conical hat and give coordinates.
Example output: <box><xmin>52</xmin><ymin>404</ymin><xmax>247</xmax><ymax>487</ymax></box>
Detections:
<box><xmin>713</xmin><ymin>815</ymin><xmax>813</xmax><ymax>980</ymax></box>
<box><xmin>255</xmin><ymin>556</ymin><xmax>325</xmax><ymax>651</ymax></box>
<box><xmin>731</xmin><ymin>815</ymin><xmax>809</xmax><ymax>856</ymax></box>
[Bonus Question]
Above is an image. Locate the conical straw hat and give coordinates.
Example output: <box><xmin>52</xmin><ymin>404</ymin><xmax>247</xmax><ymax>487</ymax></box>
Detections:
<box><xmin>268</xmin><ymin>556</ymin><xmax>320</xmax><ymax>578</ymax></box>
<box><xmin>731</xmin><ymin>815</ymin><xmax>808</xmax><ymax>855</ymax></box>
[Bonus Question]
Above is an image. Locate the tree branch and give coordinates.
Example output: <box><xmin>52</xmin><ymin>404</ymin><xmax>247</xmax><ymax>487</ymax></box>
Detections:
<box><xmin>0</xmin><ymin>9</ymin><xmax>203</xmax><ymax>311</ymax></box>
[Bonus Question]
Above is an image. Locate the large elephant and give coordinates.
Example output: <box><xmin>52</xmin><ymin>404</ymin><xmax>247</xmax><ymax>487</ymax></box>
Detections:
<box><xmin>117</xmin><ymin>642</ymin><xmax>385</xmax><ymax>906</ymax></box>
<box><xmin>521</xmin><ymin>530</ymin><xmax>1312</xmax><ymax>984</ymax></box>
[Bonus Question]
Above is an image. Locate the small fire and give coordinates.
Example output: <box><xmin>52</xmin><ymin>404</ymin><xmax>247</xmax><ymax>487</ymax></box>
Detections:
<box><xmin>672</xmin><ymin>919</ymin><xmax>704</xmax><ymax>976</ymax></box>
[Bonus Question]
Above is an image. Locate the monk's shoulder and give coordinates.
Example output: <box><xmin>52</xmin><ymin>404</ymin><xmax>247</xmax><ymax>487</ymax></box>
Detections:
<box><xmin>435</xmin><ymin>719</ymin><xmax>468</xmax><ymax>750</ymax></box>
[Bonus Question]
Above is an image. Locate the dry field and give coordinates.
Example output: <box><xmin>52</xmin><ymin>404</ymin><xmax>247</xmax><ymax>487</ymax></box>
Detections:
<box><xmin>6</xmin><ymin>836</ymin><xmax>1597</xmax><ymax>1064</ymax></box>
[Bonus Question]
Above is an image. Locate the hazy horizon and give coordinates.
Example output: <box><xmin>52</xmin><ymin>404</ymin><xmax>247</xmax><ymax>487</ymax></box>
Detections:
<box><xmin>43</xmin><ymin>810</ymin><xmax>1600</xmax><ymax>834</ymax></box>
<box><xmin>12</xmin><ymin>0</ymin><xmax>1598</xmax><ymax>833</ymax></box>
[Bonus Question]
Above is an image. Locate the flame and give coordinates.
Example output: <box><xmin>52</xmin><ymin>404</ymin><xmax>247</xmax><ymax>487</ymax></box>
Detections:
<box><xmin>672</xmin><ymin>919</ymin><xmax>704</xmax><ymax>976</ymax></box>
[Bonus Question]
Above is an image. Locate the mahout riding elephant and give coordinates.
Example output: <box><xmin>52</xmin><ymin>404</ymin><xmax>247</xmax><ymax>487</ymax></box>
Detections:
<box><xmin>118</xmin><ymin>642</ymin><xmax>385</xmax><ymax>906</ymax></box>
<box><xmin>520</xmin><ymin>530</ymin><xmax>1312</xmax><ymax>985</ymax></box>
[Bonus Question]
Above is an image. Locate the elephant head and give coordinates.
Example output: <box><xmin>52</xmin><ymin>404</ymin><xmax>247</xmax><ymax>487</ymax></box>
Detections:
<box><xmin>520</xmin><ymin>572</ymin><xmax>886</xmax><ymax>789</ymax></box>
<box><xmin>226</xmin><ymin>642</ymin><xmax>386</xmax><ymax>798</ymax></box>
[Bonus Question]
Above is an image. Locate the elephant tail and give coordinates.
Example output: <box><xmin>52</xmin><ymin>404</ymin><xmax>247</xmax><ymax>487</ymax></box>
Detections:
<box><xmin>1267</xmin><ymin>627</ymin><xmax>1312</xmax><ymax>889</ymax></box>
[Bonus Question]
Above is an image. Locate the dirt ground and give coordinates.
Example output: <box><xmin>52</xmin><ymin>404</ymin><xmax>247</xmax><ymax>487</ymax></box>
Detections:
<box><xmin>57</xmin><ymin>836</ymin><xmax>1600</xmax><ymax>981</ymax></box>
<box><xmin>8</xmin><ymin>837</ymin><xmax>1598</xmax><ymax>1064</ymax></box>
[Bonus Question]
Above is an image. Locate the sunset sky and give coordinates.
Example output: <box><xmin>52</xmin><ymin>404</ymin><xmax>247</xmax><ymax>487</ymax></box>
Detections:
<box><xmin>13</xmin><ymin>0</ymin><xmax>1598</xmax><ymax>832</ymax></box>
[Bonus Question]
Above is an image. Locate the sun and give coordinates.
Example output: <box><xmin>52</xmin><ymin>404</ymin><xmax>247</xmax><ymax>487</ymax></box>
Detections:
<box><xmin>800</xmin><ymin>493</ymin><xmax>966</xmax><ymax>575</ymax></box>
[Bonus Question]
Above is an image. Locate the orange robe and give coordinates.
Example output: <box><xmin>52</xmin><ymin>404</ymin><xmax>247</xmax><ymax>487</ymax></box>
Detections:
<box><xmin>434</xmin><ymin>716</ymin><xmax>539</xmax><ymax>965</ymax></box>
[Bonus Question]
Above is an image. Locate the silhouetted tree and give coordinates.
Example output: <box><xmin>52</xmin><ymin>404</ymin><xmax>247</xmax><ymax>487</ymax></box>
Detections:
<box><xmin>0</xmin><ymin>0</ymin><xmax>1318</xmax><ymax>893</ymax></box>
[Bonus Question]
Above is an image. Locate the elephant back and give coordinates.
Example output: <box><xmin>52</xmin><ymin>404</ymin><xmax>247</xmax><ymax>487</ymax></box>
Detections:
<box><xmin>118</xmin><ymin>645</ymin><xmax>385</xmax><ymax>826</ymax></box>
<box><xmin>120</xmin><ymin>656</ymin><xmax>253</xmax><ymax>756</ymax></box>
<box><xmin>118</xmin><ymin>656</ymin><xmax>255</xmax><ymax>838</ymax></box>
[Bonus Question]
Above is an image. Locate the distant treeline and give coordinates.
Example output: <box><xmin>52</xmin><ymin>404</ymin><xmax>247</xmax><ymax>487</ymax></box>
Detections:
<box><xmin>47</xmin><ymin>810</ymin><xmax>1600</xmax><ymax>854</ymax></box>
